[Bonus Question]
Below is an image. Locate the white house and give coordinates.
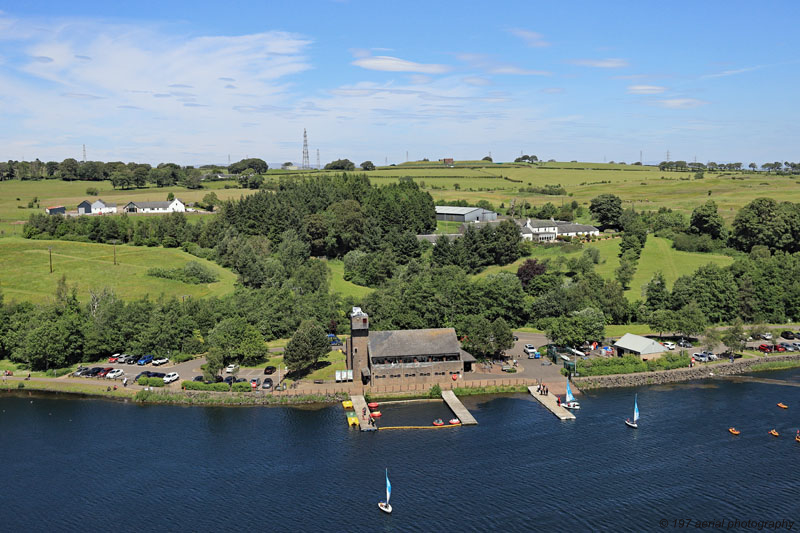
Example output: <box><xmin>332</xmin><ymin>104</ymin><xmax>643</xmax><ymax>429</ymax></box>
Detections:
<box><xmin>613</xmin><ymin>333</ymin><xmax>666</xmax><ymax>358</ymax></box>
<box><xmin>91</xmin><ymin>199</ymin><xmax>118</xmax><ymax>214</ymax></box>
<box><xmin>124</xmin><ymin>199</ymin><xmax>186</xmax><ymax>213</ymax></box>
<box><xmin>519</xmin><ymin>218</ymin><xmax>599</xmax><ymax>241</ymax></box>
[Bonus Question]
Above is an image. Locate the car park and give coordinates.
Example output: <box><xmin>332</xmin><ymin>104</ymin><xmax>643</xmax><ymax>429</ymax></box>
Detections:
<box><xmin>107</xmin><ymin>369</ymin><xmax>124</xmax><ymax>379</ymax></box>
<box><xmin>152</xmin><ymin>357</ymin><xmax>169</xmax><ymax>366</ymax></box>
<box><xmin>137</xmin><ymin>355</ymin><xmax>154</xmax><ymax>366</ymax></box>
<box><xmin>662</xmin><ymin>342</ymin><xmax>676</xmax><ymax>350</ymax></box>
<box><xmin>262</xmin><ymin>378</ymin><xmax>273</xmax><ymax>390</ymax></box>
<box><xmin>264</xmin><ymin>366</ymin><xmax>277</xmax><ymax>375</ymax></box>
<box><xmin>225</xmin><ymin>363</ymin><xmax>239</xmax><ymax>374</ymax></box>
<box><xmin>781</xmin><ymin>331</ymin><xmax>795</xmax><ymax>340</ymax></box>
<box><xmin>163</xmin><ymin>372</ymin><xmax>179</xmax><ymax>384</ymax></box>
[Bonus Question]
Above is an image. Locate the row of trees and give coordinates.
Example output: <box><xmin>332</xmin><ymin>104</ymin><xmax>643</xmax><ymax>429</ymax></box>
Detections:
<box><xmin>657</xmin><ymin>160</ymin><xmax>800</xmax><ymax>173</ymax></box>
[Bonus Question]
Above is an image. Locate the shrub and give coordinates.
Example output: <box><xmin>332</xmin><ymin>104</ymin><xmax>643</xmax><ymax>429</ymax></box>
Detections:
<box><xmin>147</xmin><ymin>261</ymin><xmax>219</xmax><ymax>284</ymax></box>
<box><xmin>428</xmin><ymin>384</ymin><xmax>442</xmax><ymax>398</ymax></box>
<box><xmin>171</xmin><ymin>353</ymin><xmax>194</xmax><ymax>364</ymax></box>
<box><xmin>231</xmin><ymin>381</ymin><xmax>252</xmax><ymax>392</ymax></box>
<box><xmin>137</xmin><ymin>377</ymin><xmax>165</xmax><ymax>387</ymax></box>
<box><xmin>86</xmin><ymin>187</ymin><xmax>99</xmax><ymax>196</ymax></box>
<box><xmin>182</xmin><ymin>381</ymin><xmax>230</xmax><ymax>391</ymax></box>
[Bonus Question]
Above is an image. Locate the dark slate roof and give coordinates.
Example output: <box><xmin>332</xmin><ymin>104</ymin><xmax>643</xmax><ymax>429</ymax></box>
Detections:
<box><xmin>369</xmin><ymin>328</ymin><xmax>461</xmax><ymax>358</ymax></box>
<box><xmin>126</xmin><ymin>200</ymin><xmax>177</xmax><ymax>209</ymax></box>
<box><xmin>557</xmin><ymin>223</ymin><xmax>598</xmax><ymax>233</ymax></box>
<box><xmin>459</xmin><ymin>349</ymin><xmax>477</xmax><ymax>362</ymax></box>
<box><xmin>78</xmin><ymin>200</ymin><xmax>92</xmax><ymax>207</ymax></box>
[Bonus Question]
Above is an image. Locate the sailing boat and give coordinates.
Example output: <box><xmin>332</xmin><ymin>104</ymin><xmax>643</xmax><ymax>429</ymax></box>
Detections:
<box><xmin>378</xmin><ymin>468</ymin><xmax>392</xmax><ymax>514</ymax></box>
<box><xmin>563</xmin><ymin>380</ymin><xmax>581</xmax><ymax>410</ymax></box>
<box><xmin>625</xmin><ymin>394</ymin><xmax>639</xmax><ymax>429</ymax></box>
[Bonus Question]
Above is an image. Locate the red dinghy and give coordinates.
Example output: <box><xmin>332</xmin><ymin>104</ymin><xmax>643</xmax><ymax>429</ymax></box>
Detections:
<box><xmin>368</xmin><ymin>402</ymin><xmax>379</xmax><ymax>409</ymax></box>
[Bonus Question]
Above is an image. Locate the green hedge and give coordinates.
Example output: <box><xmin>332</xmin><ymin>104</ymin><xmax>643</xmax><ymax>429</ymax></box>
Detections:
<box><xmin>181</xmin><ymin>381</ymin><xmax>230</xmax><ymax>392</ymax></box>
<box><xmin>231</xmin><ymin>381</ymin><xmax>253</xmax><ymax>392</ymax></box>
<box><xmin>137</xmin><ymin>377</ymin><xmax>165</xmax><ymax>387</ymax></box>
<box><xmin>576</xmin><ymin>352</ymin><xmax>690</xmax><ymax>376</ymax></box>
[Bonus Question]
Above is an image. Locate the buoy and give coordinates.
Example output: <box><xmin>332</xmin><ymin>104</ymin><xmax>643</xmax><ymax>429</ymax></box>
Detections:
<box><xmin>370</xmin><ymin>411</ymin><xmax>382</xmax><ymax>418</ymax></box>
<box><xmin>451</xmin><ymin>374</ymin><xmax>458</xmax><ymax>381</ymax></box>
<box><xmin>367</xmin><ymin>402</ymin><xmax>379</xmax><ymax>409</ymax></box>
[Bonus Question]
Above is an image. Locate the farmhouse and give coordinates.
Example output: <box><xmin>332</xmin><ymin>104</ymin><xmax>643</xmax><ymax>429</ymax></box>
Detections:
<box><xmin>613</xmin><ymin>333</ymin><xmax>666</xmax><ymax>358</ymax></box>
<box><xmin>123</xmin><ymin>199</ymin><xmax>186</xmax><ymax>213</ymax></box>
<box><xmin>519</xmin><ymin>218</ymin><xmax>599</xmax><ymax>241</ymax></box>
<box><xmin>346</xmin><ymin>307</ymin><xmax>475</xmax><ymax>386</ymax></box>
<box><xmin>45</xmin><ymin>206</ymin><xmax>66</xmax><ymax>216</ymax></box>
<box><xmin>91</xmin><ymin>199</ymin><xmax>117</xmax><ymax>214</ymax></box>
<box><xmin>435</xmin><ymin>205</ymin><xmax>497</xmax><ymax>223</ymax></box>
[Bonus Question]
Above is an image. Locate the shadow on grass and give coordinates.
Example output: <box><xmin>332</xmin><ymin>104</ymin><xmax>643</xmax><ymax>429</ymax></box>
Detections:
<box><xmin>285</xmin><ymin>360</ymin><xmax>331</xmax><ymax>381</ymax></box>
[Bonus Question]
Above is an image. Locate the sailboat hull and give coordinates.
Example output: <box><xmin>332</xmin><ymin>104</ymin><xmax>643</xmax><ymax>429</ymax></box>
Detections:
<box><xmin>378</xmin><ymin>502</ymin><xmax>393</xmax><ymax>514</ymax></box>
<box><xmin>625</xmin><ymin>419</ymin><xmax>638</xmax><ymax>429</ymax></box>
<box><xmin>563</xmin><ymin>401</ymin><xmax>580</xmax><ymax>410</ymax></box>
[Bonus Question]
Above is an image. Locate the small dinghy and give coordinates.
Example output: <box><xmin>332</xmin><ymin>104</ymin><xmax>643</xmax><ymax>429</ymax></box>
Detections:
<box><xmin>769</xmin><ymin>429</ymin><xmax>779</xmax><ymax>437</ymax></box>
<box><xmin>449</xmin><ymin>418</ymin><xmax>461</xmax><ymax>425</ymax></box>
<box><xmin>368</xmin><ymin>402</ymin><xmax>380</xmax><ymax>409</ymax></box>
<box><xmin>728</xmin><ymin>428</ymin><xmax>740</xmax><ymax>435</ymax></box>
<box><xmin>777</xmin><ymin>403</ymin><xmax>788</xmax><ymax>409</ymax></box>
<box><xmin>432</xmin><ymin>419</ymin><xmax>444</xmax><ymax>426</ymax></box>
<box><xmin>370</xmin><ymin>411</ymin><xmax>382</xmax><ymax>418</ymax></box>
<box><xmin>378</xmin><ymin>468</ymin><xmax>392</xmax><ymax>514</ymax></box>
<box><xmin>563</xmin><ymin>380</ymin><xmax>580</xmax><ymax>410</ymax></box>
<box><xmin>796</xmin><ymin>430</ymin><xmax>800</xmax><ymax>443</ymax></box>
<box><xmin>625</xmin><ymin>394</ymin><xmax>639</xmax><ymax>429</ymax></box>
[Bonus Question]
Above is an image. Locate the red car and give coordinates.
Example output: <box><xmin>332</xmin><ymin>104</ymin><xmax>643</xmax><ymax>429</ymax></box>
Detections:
<box><xmin>758</xmin><ymin>344</ymin><xmax>772</xmax><ymax>353</ymax></box>
<box><xmin>108</xmin><ymin>353</ymin><xmax>121</xmax><ymax>363</ymax></box>
<box><xmin>773</xmin><ymin>345</ymin><xmax>786</xmax><ymax>352</ymax></box>
<box><xmin>97</xmin><ymin>367</ymin><xmax>114</xmax><ymax>377</ymax></box>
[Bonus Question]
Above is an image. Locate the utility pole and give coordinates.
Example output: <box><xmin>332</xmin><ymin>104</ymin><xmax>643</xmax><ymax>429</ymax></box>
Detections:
<box><xmin>666</xmin><ymin>150</ymin><xmax>670</xmax><ymax>162</ymax></box>
<box><xmin>48</xmin><ymin>246</ymin><xmax>53</xmax><ymax>274</ymax></box>
<box><xmin>302</xmin><ymin>129</ymin><xmax>310</xmax><ymax>169</ymax></box>
<box><xmin>82</xmin><ymin>144</ymin><xmax>87</xmax><ymax>163</ymax></box>
<box><xmin>113</xmin><ymin>240</ymin><xmax>117</xmax><ymax>266</ymax></box>
<box><xmin>316</xmin><ymin>149</ymin><xmax>320</xmax><ymax>170</ymax></box>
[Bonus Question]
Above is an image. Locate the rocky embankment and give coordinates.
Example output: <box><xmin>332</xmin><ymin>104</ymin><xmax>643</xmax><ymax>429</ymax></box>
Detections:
<box><xmin>573</xmin><ymin>353</ymin><xmax>800</xmax><ymax>390</ymax></box>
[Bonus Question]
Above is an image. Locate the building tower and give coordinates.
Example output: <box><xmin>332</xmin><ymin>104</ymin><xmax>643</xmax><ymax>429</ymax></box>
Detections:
<box><xmin>347</xmin><ymin>307</ymin><xmax>370</xmax><ymax>384</ymax></box>
<box><xmin>302</xmin><ymin>129</ymin><xmax>310</xmax><ymax>170</ymax></box>
<box><xmin>316</xmin><ymin>149</ymin><xmax>320</xmax><ymax>170</ymax></box>
<box><xmin>82</xmin><ymin>144</ymin><xmax>87</xmax><ymax>163</ymax></box>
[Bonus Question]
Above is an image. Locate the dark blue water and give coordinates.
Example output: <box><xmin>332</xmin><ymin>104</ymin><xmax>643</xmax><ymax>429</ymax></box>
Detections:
<box><xmin>3</xmin><ymin>371</ymin><xmax>800</xmax><ymax>532</ymax></box>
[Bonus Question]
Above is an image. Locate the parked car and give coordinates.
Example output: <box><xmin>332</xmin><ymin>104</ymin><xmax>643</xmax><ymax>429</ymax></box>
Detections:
<box><xmin>523</xmin><ymin>344</ymin><xmax>536</xmax><ymax>355</ymax></box>
<box><xmin>73</xmin><ymin>366</ymin><xmax>89</xmax><ymax>377</ymax></box>
<box><xmin>678</xmin><ymin>339</ymin><xmax>693</xmax><ymax>348</ymax></box>
<box><xmin>792</xmin><ymin>342</ymin><xmax>800</xmax><ymax>349</ymax></box>
<box><xmin>262</xmin><ymin>378</ymin><xmax>274</xmax><ymax>390</ymax></box>
<box><xmin>758</xmin><ymin>344</ymin><xmax>773</xmax><ymax>353</ymax></box>
<box><xmin>163</xmin><ymin>372</ymin><xmax>179</xmax><ymax>384</ymax></box>
<box><xmin>225</xmin><ymin>363</ymin><xmax>239</xmax><ymax>374</ymax></box>
<box><xmin>150</xmin><ymin>372</ymin><xmax>166</xmax><ymax>379</ymax></box>
<box><xmin>773</xmin><ymin>344</ymin><xmax>786</xmax><ymax>352</ymax></box>
<box><xmin>134</xmin><ymin>371</ymin><xmax>153</xmax><ymax>382</ymax></box>
<box><xmin>264</xmin><ymin>365</ymin><xmax>277</xmax><ymax>375</ymax></box>
<box><xmin>152</xmin><ymin>357</ymin><xmax>169</xmax><ymax>366</ymax></box>
<box><xmin>760</xmin><ymin>332</ymin><xmax>773</xmax><ymax>340</ymax></box>
<box><xmin>86</xmin><ymin>367</ymin><xmax>104</xmax><ymax>377</ymax></box>
<box><xmin>223</xmin><ymin>376</ymin><xmax>236</xmax><ymax>385</ymax></box>
<box><xmin>193</xmin><ymin>375</ymin><xmax>204</xmax><ymax>382</ymax></box>
<box><xmin>235</xmin><ymin>378</ymin><xmax>247</xmax><ymax>383</ymax></box>
<box><xmin>137</xmin><ymin>355</ymin><xmax>154</xmax><ymax>366</ymax></box>
<box><xmin>108</xmin><ymin>353</ymin><xmax>121</xmax><ymax>363</ymax></box>
<box><xmin>250</xmin><ymin>377</ymin><xmax>261</xmax><ymax>388</ymax></box>
<box><xmin>779</xmin><ymin>343</ymin><xmax>796</xmax><ymax>352</ymax></box>
<box><xmin>97</xmin><ymin>367</ymin><xmax>114</xmax><ymax>377</ymax></box>
<box><xmin>662</xmin><ymin>341</ymin><xmax>676</xmax><ymax>350</ymax></box>
<box><xmin>780</xmin><ymin>331</ymin><xmax>795</xmax><ymax>340</ymax></box>
<box><xmin>692</xmin><ymin>353</ymin><xmax>709</xmax><ymax>362</ymax></box>
<box><xmin>106</xmin><ymin>369</ymin><xmax>124</xmax><ymax>379</ymax></box>
<box><xmin>205</xmin><ymin>375</ymin><xmax>224</xmax><ymax>384</ymax></box>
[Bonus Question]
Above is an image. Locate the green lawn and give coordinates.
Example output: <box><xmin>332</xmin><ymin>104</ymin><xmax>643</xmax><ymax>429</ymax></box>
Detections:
<box><xmin>327</xmin><ymin>259</ymin><xmax>373</xmax><ymax>300</ymax></box>
<box><xmin>0</xmin><ymin>237</ymin><xmax>237</xmax><ymax>304</ymax></box>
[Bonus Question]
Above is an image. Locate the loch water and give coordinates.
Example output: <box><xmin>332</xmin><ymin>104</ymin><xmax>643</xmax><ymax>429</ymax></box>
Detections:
<box><xmin>2</xmin><ymin>370</ymin><xmax>800</xmax><ymax>532</ymax></box>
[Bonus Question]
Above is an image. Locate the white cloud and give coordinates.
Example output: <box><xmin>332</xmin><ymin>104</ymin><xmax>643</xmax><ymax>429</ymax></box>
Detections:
<box><xmin>408</xmin><ymin>74</ymin><xmax>432</xmax><ymax>84</ymax></box>
<box><xmin>463</xmin><ymin>76</ymin><xmax>491</xmax><ymax>86</ymax></box>
<box><xmin>657</xmin><ymin>98</ymin><xmax>708</xmax><ymax>109</ymax></box>
<box><xmin>542</xmin><ymin>87</ymin><xmax>565</xmax><ymax>94</ymax></box>
<box><xmin>508</xmin><ymin>28</ymin><xmax>550</xmax><ymax>47</ymax></box>
<box><xmin>456</xmin><ymin>53</ymin><xmax>550</xmax><ymax>76</ymax></box>
<box><xmin>489</xmin><ymin>65</ymin><xmax>550</xmax><ymax>76</ymax></box>
<box><xmin>700</xmin><ymin>65</ymin><xmax>763</xmax><ymax>79</ymax></box>
<box><xmin>627</xmin><ymin>85</ymin><xmax>666</xmax><ymax>94</ymax></box>
<box><xmin>352</xmin><ymin>55</ymin><xmax>451</xmax><ymax>74</ymax></box>
<box><xmin>570</xmin><ymin>58</ymin><xmax>629</xmax><ymax>68</ymax></box>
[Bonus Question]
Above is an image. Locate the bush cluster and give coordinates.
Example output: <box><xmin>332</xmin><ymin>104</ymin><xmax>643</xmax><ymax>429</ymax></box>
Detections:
<box><xmin>575</xmin><ymin>352</ymin><xmax>690</xmax><ymax>376</ymax></box>
<box><xmin>182</xmin><ymin>381</ymin><xmax>231</xmax><ymax>392</ymax></box>
<box><xmin>146</xmin><ymin>261</ymin><xmax>219</xmax><ymax>284</ymax></box>
<box><xmin>137</xmin><ymin>377</ymin><xmax>165</xmax><ymax>387</ymax></box>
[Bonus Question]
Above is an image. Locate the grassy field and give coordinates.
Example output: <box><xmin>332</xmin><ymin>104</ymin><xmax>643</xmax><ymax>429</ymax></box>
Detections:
<box><xmin>472</xmin><ymin>236</ymin><xmax>733</xmax><ymax>301</ymax></box>
<box><xmin>327</xmin><ymin>259</ymin><xmax>374</xmax><ymax>299</ymax></box>
<box><xmin>0</xmin><ymin>237</ymin><xmax>237</xmax><ymax>304</ymax></box>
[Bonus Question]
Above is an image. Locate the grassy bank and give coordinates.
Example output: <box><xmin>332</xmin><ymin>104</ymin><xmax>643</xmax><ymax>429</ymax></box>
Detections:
<box><xmin>134</xmin><ymin>389</ymin><xmax>345</xmax><ymax>405</ymax></box>
<box><xmin>1</xmin><ymin>379</ymin><xmax>136</xmax><ymax>399</ymax></box>
<box><xmin>749</xmin><ymin>360</ymin><xmax>800</xmax><ymax>372</ymax></box>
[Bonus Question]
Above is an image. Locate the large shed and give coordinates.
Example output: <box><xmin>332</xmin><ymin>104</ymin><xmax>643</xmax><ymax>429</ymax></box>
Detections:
<box><xmin>614</xmin><ymin>333</ymin><xmax>666</xmax><ymax>358</ymax></box>
<box><xmin>435</xmin><ymin>205</ymin><xmax>497</xmax><ymax>223</ymax></box>
<box><xmin>77</xmin><ymin>200</ymin><xmax>93</xmax><ymax>215</ymax></box>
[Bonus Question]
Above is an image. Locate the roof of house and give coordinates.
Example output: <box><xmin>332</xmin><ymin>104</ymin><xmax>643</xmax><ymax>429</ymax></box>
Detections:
<box><xmin>526</xmin><ymin>218</ymin><xmax>560</xmax><ymax>228</ymax></box>
<box><xmin>614</xmin><ymin>333</ymin><xmax>665</xmax><ymax>355</ymax></box>
<box><xmin>47</xmin><ymin>206</ymin><xmax>65</xmax><ymax>210</ymax></box>
<box><xmin>369</xmin><ymin>328</ymin><xmax>461</xmax><ymax>358</ymax></box>
<box><xmin>435</xmin><ymin>205</ymin><xmax>484</xmax><ymax>215</ymax></box>
<box><xmin>125</xmin><ymin>200</ymin><xmax>181</xmax><ymax>209</ymax></box>
<box><xmin>555</xmin><ymin>223</ymin><xmax>598</xmax><ymax>233</ymax></box>
<box><xmin>78</xmin><ymin>200</ymin><xmax>92</xmax><ymax>206</ymax></box>
<box><xmin>93</xmin><ymin>199</ymin><xmax>117</xmax><ymax>208</ymax></box>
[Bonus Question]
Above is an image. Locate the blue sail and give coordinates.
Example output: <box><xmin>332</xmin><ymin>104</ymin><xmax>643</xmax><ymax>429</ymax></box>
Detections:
<box><xmin>633</xmin><ymin>394</ymin><xmax>640</xmax><ymax>423</ymax></box>
<box><xmin>565</xmin><ymin>380</ymin><xmax>575</xmax><ymax>403</ymax></box>
<box><xmin>385</xmin><ymin>469</ymin><xmax>391</xmax><ymax>505</ymax></box>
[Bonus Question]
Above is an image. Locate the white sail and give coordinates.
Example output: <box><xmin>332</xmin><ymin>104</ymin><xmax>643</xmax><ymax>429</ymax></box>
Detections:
<box><xmin>633</xmin><ymin>394</ymin><xmax>640</xmax><ymax>423</ymax></box>
<box><xmin>385</xmin><ymin>469</ymin><xmax>391</xmax><ymax>505</ymax></box>
<box><xmin>565</xmin><ymin>380</ymin><xmax>576</xmax><ymax>403</ymax></box>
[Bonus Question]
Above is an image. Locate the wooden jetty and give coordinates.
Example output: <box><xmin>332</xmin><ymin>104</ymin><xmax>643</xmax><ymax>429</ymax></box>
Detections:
<box><xmin>442</xmin><ymin>390</ymin><xmax>478</xmax><ymax>425</ymax></box>
<box><xmin>527</xmin><ymin>386</ymin><xmax>576</xmax><ymax>420</ymax></box>
<box><xmin>350</xmin><ymin>395</ymin><xmax>377</xmax><ymax>431</ymax></box>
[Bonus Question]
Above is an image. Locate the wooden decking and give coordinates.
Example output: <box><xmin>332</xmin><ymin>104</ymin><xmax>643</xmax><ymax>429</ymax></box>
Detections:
<box><xmin>527</xmin><ymin>386</ymin><xmax>576</xmax><ymax>420</ymax></box>
<box><xmin>350</xmin><ymin>395</ymin><xmax>377</xmax><ymax>431</ymax></box>
<box><xmin>441</xmin><ymin>390</ymin><xmax>478</xmax><ymax>425</ymax></box>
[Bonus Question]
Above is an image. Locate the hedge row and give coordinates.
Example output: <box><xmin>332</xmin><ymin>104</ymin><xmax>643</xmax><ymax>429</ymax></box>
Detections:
<box><xmin>137</xmin><ymin>377</ymin><xmax>165</xmax><ymax>387</ymax></box>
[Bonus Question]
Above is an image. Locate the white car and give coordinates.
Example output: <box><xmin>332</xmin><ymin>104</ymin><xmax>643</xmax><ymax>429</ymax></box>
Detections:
<box><xmin>163</xmin><ymin>372</ymin><xmax>179</xmax><ymax>384</ymax></box>
<box><xmin>662</xmin><ymin>342</ymin><xmax>676</xmax><ymax>350</ymax></box>
<box><xmin>523</xmin><ymin>344</ymin><xmax>536</xmax><ymax>355</ymax></box>
<box><xmin>225</xmin><ymin>363</ymin><xmax>239</xmax><ymax>373</ymax></box>
<box><xmin>106</xmin><ymin>369</ymin><xmax>124</xmax><ymax>379</ymax></box>
<box><xmin>152</xmin><ymin>357</ymin><xmax>169</xmax><ymax>366</ymax></box>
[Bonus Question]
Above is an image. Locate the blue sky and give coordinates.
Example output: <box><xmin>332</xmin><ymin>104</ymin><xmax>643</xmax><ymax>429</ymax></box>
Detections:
<box><xmin>1</xmin><ymin>1</ymin><xmax>798</xmax><ymax>166</ymax></box>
